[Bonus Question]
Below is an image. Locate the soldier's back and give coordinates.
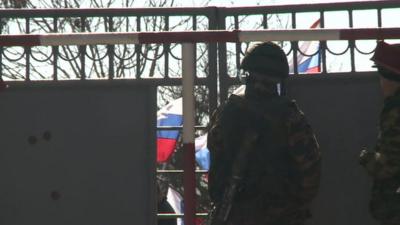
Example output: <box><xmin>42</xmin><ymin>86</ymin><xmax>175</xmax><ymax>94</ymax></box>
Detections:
<box><xmin>232</xmin><ymin>96</ymin><xmax>311</xmax><ymax>225</ymax></box>
<box><xmin>208</xmin><ymin>94</ymin><xmax>318</xmax><ymax>225</ymax></box>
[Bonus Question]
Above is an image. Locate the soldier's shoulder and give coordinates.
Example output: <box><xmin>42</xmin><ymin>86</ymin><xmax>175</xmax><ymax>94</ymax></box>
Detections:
<box><xmin>222</xmin><ymin>94</ymin><xmax>247</xmax><ymax>112</ymax></box>
<box><xmin>209</xmin><ymin>94</ymin><xmax>245</xmax><ymax>123</ymax></box>
<box><xmin>228</xmin><ymin>93</ymin><xmax>245</xmax><ymax>103</ymax></box>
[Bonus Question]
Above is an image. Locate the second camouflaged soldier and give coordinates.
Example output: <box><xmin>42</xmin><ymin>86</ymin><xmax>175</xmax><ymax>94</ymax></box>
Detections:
<box><xmin>360</xmin><ymin>41</ymin><xmax>400</xmax><ymax>225</ymax></box>
<box><xmin>207</xmin><ymin>42</ymin><xmax>321</xmax><ymax>225</ymax></box>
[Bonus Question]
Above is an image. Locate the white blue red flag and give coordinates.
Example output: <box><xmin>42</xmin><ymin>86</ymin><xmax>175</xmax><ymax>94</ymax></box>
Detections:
<box><xmin>296</xmin><ymin>19</ymin><xmax>321</xmax><ymax>73</ymax></box>
<box><xmin>194</xmin><ymin>134</ymin><xmax>210</xmax><ymax>170</ymax></box>
<box><xmin>167</xmin><ymin>187</ymin><xmax>184</xmax><ymax>225</ymax></box>
<box><xmin>156</xmin><ymin>97</ymin><xmax>210</xmax><ymax>170</ymax></box>
<box><xmin>157</xmin><ymin>98</ymin><xmax>183</xmax><ymax>162</ymax></box>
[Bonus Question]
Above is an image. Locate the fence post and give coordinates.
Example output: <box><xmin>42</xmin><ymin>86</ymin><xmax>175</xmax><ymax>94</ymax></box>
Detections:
<box><xmin>182</xmin><ymin>43</ymin><xmax>196</xmax><ymax>225</ymax></box>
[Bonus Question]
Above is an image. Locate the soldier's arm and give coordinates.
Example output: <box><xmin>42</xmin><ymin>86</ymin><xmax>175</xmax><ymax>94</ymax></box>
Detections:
<box><xmin>207</xmin><ymin>95</ymin><xmax>246</xmax><ymax>203</ymax></box>
<box><xmin>287</xmin><ymin>101</ymin><xmax>321</xmax><ymax>202</ymax></box>
<box><xmin>362</xmin><ymin>108</ymin><xmax>400</xmax><ymax>179</ymax></box>
<box><xmin>207</xmin><ymin>107</ymin><xmax>228</xmax><ymax>203</ymax></box>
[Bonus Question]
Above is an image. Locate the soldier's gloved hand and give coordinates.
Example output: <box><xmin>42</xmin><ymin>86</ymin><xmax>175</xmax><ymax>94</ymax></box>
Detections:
<box><xmin>359</xmin><ymin>148</ymin><xmax>375</xmax><ymax>166</ymax></box>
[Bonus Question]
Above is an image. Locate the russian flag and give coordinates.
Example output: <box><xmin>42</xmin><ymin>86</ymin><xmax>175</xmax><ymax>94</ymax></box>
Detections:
<box><xmin>156</xmin><ymin>97</ymin><xmax>211</xmax><ymax>169</ymax></box>
<box><xmin>157</xmin><ymin>98</ymin><xmax>183</xmax><ymax>162</ymax></box>
<box><xmin>294</xmin><ymin>19</ymin><xmax>321</xmax><ymax>73</ymax></box>
<box><xmin>167</xmin><ymin>187</ymin><xmax>184</xmax><ymax>225</ymax></box>
<box><xmin>194</xmin><ymin>134</ymin><xmax>210</xmax><ymax>170</ymax></box>
<box><xmin>298</xmin><ymin>53</ymin><xmax>320</xmax><ymax>73</ymax></box>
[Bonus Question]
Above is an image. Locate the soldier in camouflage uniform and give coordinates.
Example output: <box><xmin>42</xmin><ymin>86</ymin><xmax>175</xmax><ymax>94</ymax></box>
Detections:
<box><xmin>207</xmin><ymin>42</ymin><xmax>321</xmax><ymax>225</ymax></box>
<box><xmin>360</xmin><ymin>41</ymin><xmax>400</xmax><ymax>225</ymax></box>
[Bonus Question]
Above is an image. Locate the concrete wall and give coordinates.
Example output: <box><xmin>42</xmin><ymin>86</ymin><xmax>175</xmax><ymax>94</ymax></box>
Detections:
<box><xmin>0</xmin><ymin>82</ymin><xmax>156</xmax><ymax>225</ymax></box>
<box><xmin>287</xmin><ymin>73</ymin><xmax>383</xmax><ymax>225</ymax></box>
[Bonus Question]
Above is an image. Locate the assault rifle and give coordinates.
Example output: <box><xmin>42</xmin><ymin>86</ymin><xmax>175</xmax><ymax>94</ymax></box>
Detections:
<box><xmin>209</xmin><ymin>132</ymin><xmax>258</xmax><ymax>225</ymax></box>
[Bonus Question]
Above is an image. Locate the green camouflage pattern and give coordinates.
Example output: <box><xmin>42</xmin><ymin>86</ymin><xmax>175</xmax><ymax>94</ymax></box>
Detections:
<box><xmin>360</xmin><ymin>90</ymin><xmax>400</xmax><ymax>224</ymax></box>
<box><xmin>207</xmin><ymin>94</ymin><xmax>321</xmax><ymax>225</ymax></box>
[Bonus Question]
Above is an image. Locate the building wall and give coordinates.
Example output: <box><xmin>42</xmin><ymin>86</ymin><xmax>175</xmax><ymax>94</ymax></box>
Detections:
<box><xmin>287</xmin><ymin>73</ymin><xmax>382</xmax><ymax>225</ymax></box>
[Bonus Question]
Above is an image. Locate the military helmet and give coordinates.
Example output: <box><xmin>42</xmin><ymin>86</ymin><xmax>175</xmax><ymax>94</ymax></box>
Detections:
<box><xmin>240</xmin><ymin>42</ymin><xmax>289</xmax><ymax>80</ymax></box>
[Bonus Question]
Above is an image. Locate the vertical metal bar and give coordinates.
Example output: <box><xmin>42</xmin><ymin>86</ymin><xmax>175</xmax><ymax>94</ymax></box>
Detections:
<box><xmin>193</xmin><ymin>15</ymin><xmax>197</xmax><ymax>80</ymax></box>
<box><xmin>192</xmin><ymin>15</ymin><xmax>197</xmax><ymax>31</ymax></box>
<box><xmin>234</xmin><ymin>15</ymin><xmax>239</xmax><ymax>29</ymax></box>
<box><xmin>0</xmin><ymin>17</ymin><xmax>3</xmax><ymax>80</ymax></box>
<box><xmin>320</xmin><ymin>11</ymin><xmax>327</xmax><ymax>73</ymax></box>
<box><xmin>108</xmin><ymin>16</ymin><xmax>115</xmax><ymax>80</ymax></box>
<box><xmin>136</xmin><ymin>16</ymin><xmax>141</xmax><ymax>79</ymax></box>
<box><xmin>377</xmin><ymin>7</ymin><xmax>382</xmax><ymax>28</ymax></box>
<box><xmin>291</xmin><ymin>12</ymin><xmax>298</xmax><ymax>75</ymax></box>
<box><xmin>80</xmin><ymin>17</ymin><xmax>86</xmax><ymax>80</ymax></box>
<box><xmin>218</xmin><ymin>17</ymin><xmax>228</xmax><ymax>102</ymax></box>
<box><xmin>348</xmin><ymin>10</ymin><xmax>356</xmax><ymax>72</ymax></box>
<box><xmin>25</xmin><ymin>17</ymin><xmax>31</xmax><ymax>81</ymax></box>
<box><xmin>53</xmin><ymin>17</ymin><xmax>58</xmax><ymax>81</ymax></box>
<box><xmin>234</xmin><ymin>15</ymin><xmax>241</xmax><ymax>80</ymax></box>
<box><xmin>182</xmin><ymin>43</ymin><xmax>196</xmax><ymax>225</ymax></box>
<box><xmin>262</xmin><ymin>14</ymin><xmax>268</xmax><ymax>29</ymax></box>
<box><xmin>218</xmin><ymin>12</ymin><xmax>229</xmax><ymax>103</ymax></box>
<box><xmin>207</xmin><ymin>9</ymin><xmax>219</xmax><ymax>114</ymax></box>
<box><xmin>281</xmin><ymin>12</ymin><xmax>297</xmax><ymax>96</ymax></box>
<box><xmin>375</xmin><ymin>8</ymin><xmax>382</xmax><ymax>74</ymax></box>
<box><xmin>164</xmin><ymin>16</ymin><xmax>169</xmax><ymax>78</ymax></box>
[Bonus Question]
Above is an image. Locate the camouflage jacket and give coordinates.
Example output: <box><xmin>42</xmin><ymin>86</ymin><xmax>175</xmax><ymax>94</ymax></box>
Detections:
<box><xmin>360</xmin><ymin>90</ymin><xmax>400</xmax><ymax>180</ymax></box>
<box><xmin>207</xmin><ymin>94</ymin><xmax>321</xmax><ymax>221</ymax></box>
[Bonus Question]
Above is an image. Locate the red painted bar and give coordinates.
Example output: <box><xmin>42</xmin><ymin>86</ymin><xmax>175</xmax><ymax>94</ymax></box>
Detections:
<box><xmin>0</xmin><ymin>35</ymin><xmax>41</xmax><ymax>47</ymax></box>
<box><xmin>138</xmin><ymin>30</ymin><xmax>239</xmax><ymax>44</ymax></box>
<box><xmin>340</xmin><ymin>28</ymin><xmax>400</xmax><ymax>40</ymax></box>
<box><xmin>183</xmin><ymin>143</ymin><xmax>196</xmax><ymax>225</ymax></box>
